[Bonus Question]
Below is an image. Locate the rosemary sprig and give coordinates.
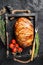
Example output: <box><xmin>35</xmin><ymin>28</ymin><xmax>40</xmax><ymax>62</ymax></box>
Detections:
<box><xmin>0</xmin><ymin>16</ymin><xmax>5</xmax><ymax>45</ymax></box>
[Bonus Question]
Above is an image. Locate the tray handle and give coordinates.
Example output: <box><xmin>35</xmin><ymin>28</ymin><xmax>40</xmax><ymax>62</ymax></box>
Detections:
<box><xmin>12</xmin><ymin>10</ymin><xmax>31</xmax><ymax>14</ymax></box>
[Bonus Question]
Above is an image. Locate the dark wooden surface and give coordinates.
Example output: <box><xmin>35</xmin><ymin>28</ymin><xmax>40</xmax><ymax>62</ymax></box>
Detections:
<box><xmin>0</xmin><ymin>0</ymin><xmax>43</xmax><ymax>65</ymax></box>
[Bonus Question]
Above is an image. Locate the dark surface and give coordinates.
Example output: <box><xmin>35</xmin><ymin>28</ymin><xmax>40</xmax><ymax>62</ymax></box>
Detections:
<box><xmin>0</xmin><ymin>0</ymin><xmax>43</xmax><ymax>65</ymax></box>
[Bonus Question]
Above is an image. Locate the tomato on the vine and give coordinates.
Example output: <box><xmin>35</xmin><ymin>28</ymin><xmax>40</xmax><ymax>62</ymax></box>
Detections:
<box><xmin>11</xmin><ymin>39</ymin><xmax>16</xmax><ymax>44</ymax></box>
<box><xmin>9</xmin><ymin>43</ymin><xmax>14</xmax><ymax>49</ymax></box>
<box><xmin>12</xmin><ymin>47</ymin><xmax>17</xmax><ymax>53</ymax></box>
<box><xmin>18</xmin><ymin>48</ymin><xmax>23</xmax><ymax>53</ymax></box>
<box><xmin>15</xmin><ymin>44</ymin><xmax>19</xmax><ymax>48</ymax></box>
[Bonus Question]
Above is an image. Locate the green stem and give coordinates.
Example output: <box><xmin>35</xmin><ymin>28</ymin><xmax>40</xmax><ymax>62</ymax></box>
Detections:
<box><xmin>34</xmin><ymin>32</ymin><xmax>40</xmax><ymax>58</ymax></box>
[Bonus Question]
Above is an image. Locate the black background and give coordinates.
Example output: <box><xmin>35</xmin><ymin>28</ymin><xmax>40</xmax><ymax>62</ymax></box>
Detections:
<box><xmin>0</xmin><ymin>0</ymin><xmax>43</xmax><ymax>65</ymax></box>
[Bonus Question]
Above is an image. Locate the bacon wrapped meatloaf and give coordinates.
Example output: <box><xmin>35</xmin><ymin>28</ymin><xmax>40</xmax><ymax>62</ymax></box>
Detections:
<box><xmin>14</xmin><ymin>17</ymin><xmax>34</xmax><ymax>48</ymax></box>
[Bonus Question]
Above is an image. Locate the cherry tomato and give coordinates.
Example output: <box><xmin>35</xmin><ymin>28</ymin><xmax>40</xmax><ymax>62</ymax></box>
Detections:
<box><xmin>11</xmin><ymin>39</ymin><xmax>16</xmax><ymax>44</ymax></box>
<box><xmin>18</xmin><ymin>48</ymin><xmax>23</xmax><ymax>53</ymax></box>
<box><xmin>15</xmin><ymin>44</ymin><xmax>19</xmax><ymax>48</ymax></box>
<box><xmin>9</xmin><ymin>43</ymin><xmax>14</xmax><ymax>49</ymax></box>
<box><xmin>12</xmin><ymin>47</ymin><xmax>17</xmax><ymax>53</ymax></box>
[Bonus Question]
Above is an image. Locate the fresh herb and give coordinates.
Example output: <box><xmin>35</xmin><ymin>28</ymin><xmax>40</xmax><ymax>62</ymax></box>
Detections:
<box><xmin>0</xmin><ymin>16</ymin><xmax>5</xmax><ymax>45</ymax></box>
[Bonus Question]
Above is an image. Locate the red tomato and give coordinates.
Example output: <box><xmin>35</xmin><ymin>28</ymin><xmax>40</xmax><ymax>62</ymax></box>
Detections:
<box><xmin>9</xmin><ymin>43</ymin><xmax>14</xmax><ymax>49</ymax></box>
<box><xmin>11</xmin><ymin>39</ymin><xmax>16</xmax><ymax>44</ymax></box>
<box><xmin>12</xmin><ymin>47</ymin><xmax>17</xmax><ymax>53</ymax></box>
<box><xmin>18</xmin><ymin>48</ymin><xmax>23</xmax><ymax>53</ymax></box>
<box><xmin>15</xmin><ymin>44</ymin><xmax>19</xmax><ymax>48</ymax></box>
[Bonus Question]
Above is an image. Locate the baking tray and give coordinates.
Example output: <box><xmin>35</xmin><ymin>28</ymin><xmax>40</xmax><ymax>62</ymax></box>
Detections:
<box><xmin>5</xmin><ymin>12</ymin><xmax>36</xmax><ymax>63</ymax></box>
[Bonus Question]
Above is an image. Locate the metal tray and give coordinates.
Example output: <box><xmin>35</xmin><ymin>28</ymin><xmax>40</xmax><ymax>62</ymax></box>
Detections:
<box><xmin>5</xmin><ymin>12</ymin><xmax>36</xmax><ymax>63</ymax></box>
